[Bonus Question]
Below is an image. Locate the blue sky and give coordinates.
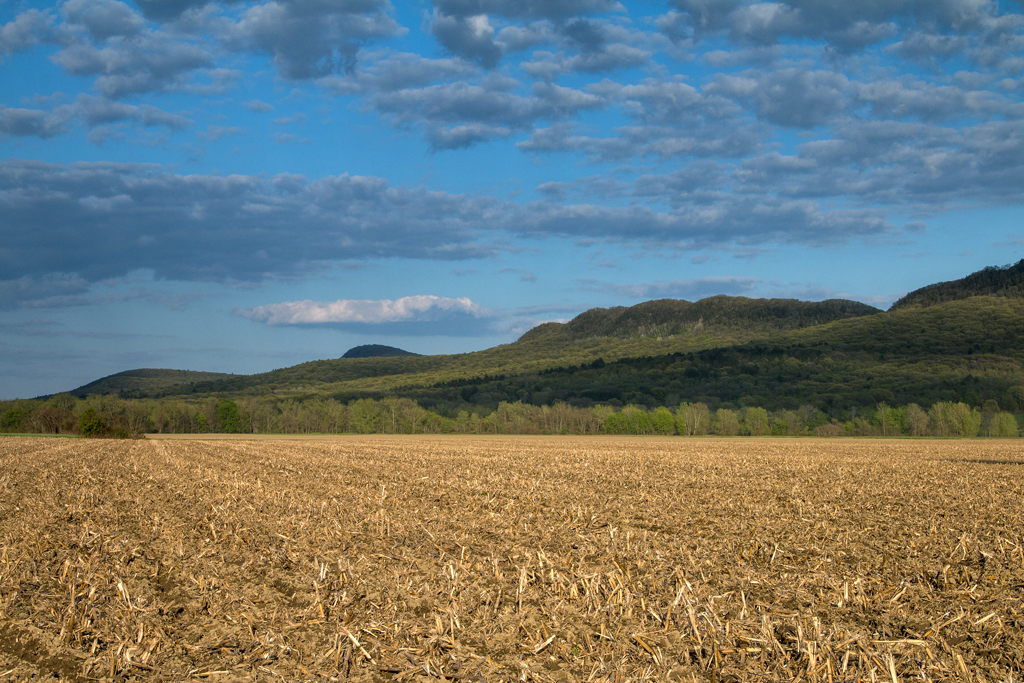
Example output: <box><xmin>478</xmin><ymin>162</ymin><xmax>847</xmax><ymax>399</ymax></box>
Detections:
<box><xmin>2</xmin><ymin>0</ymin><xmax>1023</xmax><ymax>399</ymax></box>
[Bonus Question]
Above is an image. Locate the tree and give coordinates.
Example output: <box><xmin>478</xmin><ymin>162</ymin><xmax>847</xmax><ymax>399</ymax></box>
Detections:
<box><xmin>905</xmin><ymin>403</ymin><xmax>929</xmax><ymax>436</ymax></box>
<box><xmin>744</xmin><ymin>407</ymin><xmax>769</xmax><ymax>436</ymax></box>
<box><xmin>677</xmin><ymin>402</ymin><xmax>710</xmax><ymax>436</ymax></box>
<box><xmin>651</xmin><ymin>406</ymin><xmax>675</xmax><ymax>435</ymax></box>
<box><xmin>992</xmin><ymin>412</ymin><xmax>1020</xmax><ymax>437</ymax></box>
<box><xmin>79</xmin><ymin>408</ymin><xmax>107</xmax><ymax>437</ymax></box>
<box><xmin>715</xmin><ymin>409</ymin><xmax>740</xmax><ymax>436</ymax></box>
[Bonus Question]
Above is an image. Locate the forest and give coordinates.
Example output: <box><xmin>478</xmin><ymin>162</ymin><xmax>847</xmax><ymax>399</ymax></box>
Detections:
<box><xmin>2</xmin><ymin>391</ymin><xmax>1020</xmax><ymax>439</ymax></box>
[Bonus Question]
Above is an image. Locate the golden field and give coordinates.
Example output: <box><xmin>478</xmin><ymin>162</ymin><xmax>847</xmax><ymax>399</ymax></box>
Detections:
<box><xmin>0</xmin><ymin>435</ymin><xmax>1022</xmax><ymax>682</ymax></box>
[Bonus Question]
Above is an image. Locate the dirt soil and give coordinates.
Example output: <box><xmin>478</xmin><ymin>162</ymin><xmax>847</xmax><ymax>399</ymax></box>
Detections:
<box><xmin>0</xmin><ymin>435</ymin><xmax>1022</xmax><ymax>682</ymax></box>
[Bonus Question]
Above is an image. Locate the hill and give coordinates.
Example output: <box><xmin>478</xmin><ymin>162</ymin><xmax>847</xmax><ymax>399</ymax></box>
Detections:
<box><xmin>66</xmin><ymin>369</ymin><xmax>237</xmax><ymax>399</ymax></box>
<box><xmin>342</xmin><ymin>344</ymin><xmax>421</xmax><ymax>359</ymax></box>
<box><xmin>519</xmin><ymin>296</ymin><xmax>880</xmax><ymax>341</ymax></box>
<box><xmin>399</xmin><ymin>296</ymin><xmax>1024</xmax><ymax>414</ymax></box>
<box><xmin>890</xmin><ymin>260</ymin><xmax>1024</xmax><ymax>310</ymax></box>
<box><xmin>100</xmin><ymin>295</ymin><xmax>873</xmax><ymax>400</ymax></box>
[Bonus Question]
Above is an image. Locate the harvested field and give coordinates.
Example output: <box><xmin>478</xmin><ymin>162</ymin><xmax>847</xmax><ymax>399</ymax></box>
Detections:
<box><xmin>1</xmin><ymin>436</ymin><xmax>1022</xmax><ymax>682</ymax></box>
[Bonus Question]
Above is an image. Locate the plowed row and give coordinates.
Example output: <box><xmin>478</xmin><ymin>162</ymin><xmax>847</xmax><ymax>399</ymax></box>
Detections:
<box><xmin>1</xmin><ymin>436</ymin><xmax>1022</xmax><ymax>682</ymax></box>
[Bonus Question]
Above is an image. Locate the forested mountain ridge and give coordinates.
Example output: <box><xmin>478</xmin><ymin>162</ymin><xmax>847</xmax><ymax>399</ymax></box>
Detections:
<box><xmin>519</xmin><ymin>296</ymin><xmax>880</xmax><ymax>342</ymax></box>
<box><xmin>67</xmin><ymin>369</ymin><xmax>237</xmax><ymax>399</ymax></box>
<box><xmin>890</xmin><ymin>260</ymin><xmax>1024</xmax><ymax>310</ymax></box>
<box><xmin>75</xmin><ymin>296</ymin><xmax>872</xmax><ymax>400</ymax></box>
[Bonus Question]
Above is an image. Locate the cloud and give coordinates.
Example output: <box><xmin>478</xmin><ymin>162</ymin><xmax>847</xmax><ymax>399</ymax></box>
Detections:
<box><xmin>371</xmin><ymin>78</ymin><xmax>604</xmax><ymax>149</ymax></box>
<box><xmin>0</xmin><ymin>8</ymin><xmax>52</xmax><ymax>56</ymax></box>
<box><xmin>218</xmin><ymin>0</ymin><xmax>403</xmax><ymax>79</ymax></box>
<box><xmin>666</xmin><ymin>0</ymin><xmax>1014</xmax><ymax>50</ymax></box>
<box><xmin>578</xmin><ymin>276</ymin><xmax>761</xmax><ymax>299</ymax></box>
<box><xmin>242</xmin><ymin>99</ymin><xmax>274</xmax><ymax>112</ymax></box>
<box><xmin>62</xmin><ymin>0</ymin><xmax>144</xmax><ymax>41</ymax></box>
<box><xmin>197</xmin><ymin>125</ymin><xmax>242</xmax><ymax>141</ymax></box>
<box><xmin>50</xmin><ymin>28</ymin><xmax>214</xmax><ymax>98</ymax></box>
<box><xmin>237</xmin><ymin>294</ymin><xmax>485</xmax><ymax>325</ymax></box>
<box><xmin>73</xmin><ymin>94</ymin><xmax>192</xmax><ymax>130</ymax></box>
<box><xmin>318</xmin><ymin>52</ymin><xmax>478</xmax><ymax>94</ymax></box>
<box><xmin>0</xmin><ymin>106</ymin><xmax>70</xmax><ymax>138</ymax></box>
<box><xmin>707</xmin><ymin>68</ymin><xmax>850</xmax><ymax>129</ymax></box>
<box><xmin>430</xmin><ymin>12</ymin><xmax>504</xmax><ymax>69</ymax></box>
<box><xmin>0</xmin><ymin>160</ymin><xmax>497</xmax><ymax>285</ymax></box>
<box><xmin>235</xmin><ymin>294</ymin><xmax>497</xmax><ymax>336</ymax></box>
<box><xmin>433</xmin><ymin>0</ymin><xmax>620</xmax><ymax>21</ymax></box>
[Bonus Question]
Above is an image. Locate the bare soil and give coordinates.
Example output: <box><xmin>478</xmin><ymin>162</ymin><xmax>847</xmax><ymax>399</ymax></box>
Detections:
<box><xmin>0</xmin><ymin>436</ymin><xmax>1022</xmax><ymax>682</ymax></box>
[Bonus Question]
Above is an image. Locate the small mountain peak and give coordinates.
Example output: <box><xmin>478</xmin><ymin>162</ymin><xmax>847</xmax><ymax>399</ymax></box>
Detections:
<box><xmin>342</xmin><ymin>344</ymin><xmax>421</xmax><ymax>359</ymax></box>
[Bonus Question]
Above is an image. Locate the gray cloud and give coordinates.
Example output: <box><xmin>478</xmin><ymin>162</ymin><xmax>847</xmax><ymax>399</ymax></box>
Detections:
<box><xmin>62</xmin><ymin>0</ymin><xmax>144</xmax><ymax>41</ymax></box>
<box><xmin>0</xmin><ymin>160</ymin><xmax>916</xmax><ymax>296</ymax></box>
<box><xmin>707</xmin><ymin>68</ymin><xmax>850</xmax><ymax>128</ymax></box>
<box><xmin>371</xmin><ymin>78</ymin><xmax>604</xmax><ymax>149</ymax></box>
<box><xmin>667</xmin><ymin>0</ymin><xmax>1016</xmax><ymax>50</ymax></box>
<box><xmin>432</xmin><ymin>0</ymin><xmax>620</xmax><ymax>21</ymax></box>
<box><xmin>517</xmin><ymin>121</ymin><xmax>764</xmax><ymax>162</ymax></box>
<box><xmin>73</xmin><ymin>94</ymin><xmax>193</xmax><ymax>130</ymax></box>
<box><xmin>430</xmin><ymin>12</ymin><xmax>504</xmax><ymax>69</ymax></box>
<box><xmin>0</xmin><ymin>160</ymin><xmax>497</xmax><ymax>286</ymax></box>
<box><xmin>319</xmin><ymin>52</ymin><xmax>478</xmax><ymax>94</ymax></box>
<box><xmin>0</xmin><ymin>106</ymin><xmax>70</xmax><ymax>138</ymax></box>
<box><xmin>219</xmin><ymin>0</ymin><xmax>403</xmax><ymax>79</ymax></box>
<box><xmin>50</xmin><ymin>29</ymin><xmax>214</xmax><ymax>98</ymax></box>
<box><xmin>242</xmin><ymin>99</ymin><xmax>274</xmax><ymax>112</ymax></box>
<box><xmin>0</xmin><ymin>8</ymin><xmax>52</xmax><ymax>56</ymax></box>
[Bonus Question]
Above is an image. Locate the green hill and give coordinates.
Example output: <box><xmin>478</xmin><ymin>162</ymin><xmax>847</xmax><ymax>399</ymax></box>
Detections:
<box><xmin>890</xmin><ymin>259</ymin><xmax>1024</xmax><ymax>310</ymax></box>
<box><xmin>342</xmin><ymin>344</ymin><xmax>421</xmax><ymax>359</ymax></box>
<box><xmin>396</xmin><ymin>296</ymin><xmax>1024</xmax><ymax>414</ymax></box>
<box><xmin>66</xmin><ymin>369</ymin><xmax>237</xmax><ymax>399</ymax></box>
<box><xmin>520</xmin><ymin>296</ymin><xmax>879</xmax><ymax>341</ymax></box>
<box><xmin>63</xmin><ymin>281</ymin><xmax>1024</xmax><ymax>414</ymax></box>
<box><xmin>101</xmin><ymin>295</ymin><xmax>874</xmax><ymax>400</ymax></box>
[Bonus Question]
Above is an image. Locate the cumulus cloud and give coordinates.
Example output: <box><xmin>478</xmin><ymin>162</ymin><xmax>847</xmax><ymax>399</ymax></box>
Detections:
<box><xmin>218</xmin><ymin>0</ymin><xmax>403</xmax><ymax>79</ymax></box>
<box><xmin>235</xmin><ymin>294</ymin><xmax>498</xmax><ymax>335</ymax></box>
<box><xmin>666</xmin><ymin>0</ymin><xmax>1015</xmax><ymax>50</ymax></box>
<box><xmin>237</xmin><ymin>294</ymin><xmax>485</xmax><ymax>325</ymax></box>
<box><xmin>707</xmin><ymin>68</ymin><xmax>850</xmax><ymax>128</ymax></box>
<box><xmin>371</xmin><ymin>78</ymin><xmax>604</xmax><ymax>149</ymax></box>
<box><xmin>0</xmin><ymin>106</ymin><xmax>70</xmax><ymax>138</ymax></box>
<box><xmin>432</xmin><ymin>0</ymin><xmax>620</xmax><ymax>21</ymax></box>
<box><xmin>430</xmin><ymin>12</ymin><xmax>504</xmax><ymax>68</ymax></box>
<box><xmin>73</xmin><ymin>94</ymin><xmax>193</xmax><ymax>130</ymax></box>
<box><xmin>50</xmin><ymin>28</ymin><xmax>214</xmax><ymax>98</ymax></box>
<box><xmin>0</xmin><ymin>8</ymin><xmax>52</xmax><ymax>56</ymax></box>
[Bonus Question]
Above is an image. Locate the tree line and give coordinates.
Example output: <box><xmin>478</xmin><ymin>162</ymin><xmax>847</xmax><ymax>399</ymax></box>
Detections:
<box><xmin>2</xmin><ymin>394</ymin><xmax>1019</xmax><ymax>438</ymax></box>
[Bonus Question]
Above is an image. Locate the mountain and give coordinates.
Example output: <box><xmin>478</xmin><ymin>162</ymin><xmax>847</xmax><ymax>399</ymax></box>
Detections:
<box><xmin>83</xmin><ymin>295</ymin><xmax>877</xmax><ymax>399</ymax></box>
<box><xmin>890</xmin><ymin>260</ymin><xmax>1024</xmax><ymax>310</ymax></box>
<box><xmin>342</xmin><ymin>344</ymin><xmax>421</xmax><ymax>359</ymax></box>
<box><xmin>59</xmin><ymin>271</ymin><xmax>1024</xmax><ymax>413</ymax></box>
<box><xmin>66</xmin><ymin>369</ymin><xmax>237</xmax><ymax>399</ymax></box>
<box><xmin>404</xmin><ymin>295</ymin><xmax>1024</xmax><ymax>414</ymax></box>
<box><xmin>519</xmin><ymin>296</ymin><xmax>880</xmax><ymax>342</ymax></box>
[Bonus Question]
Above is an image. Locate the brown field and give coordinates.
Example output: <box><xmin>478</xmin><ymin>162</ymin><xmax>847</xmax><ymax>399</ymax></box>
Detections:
<box><xmin>1</xmin><ymin>436</ymin><xmax>1022</xmax><ymax>682</ymax></box>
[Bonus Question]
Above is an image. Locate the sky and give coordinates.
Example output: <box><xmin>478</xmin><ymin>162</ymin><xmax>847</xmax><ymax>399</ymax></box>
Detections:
<box><xmin>2</xmin><ymin>0</ymin><xmax>1024</xmax><ymax>399</ymax></box>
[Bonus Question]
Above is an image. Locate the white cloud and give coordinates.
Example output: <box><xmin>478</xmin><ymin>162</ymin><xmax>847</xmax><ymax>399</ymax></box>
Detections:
<box><xmin>236</xmin><ymin>295</ymin><xmax>485</xmax><ymax>325</ymax></box>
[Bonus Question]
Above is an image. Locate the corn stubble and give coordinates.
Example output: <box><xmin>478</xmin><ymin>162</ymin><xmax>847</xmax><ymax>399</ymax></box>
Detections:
<box><xmin>0</xmin><ymin>436</ymin><xmax>1022</xmax><ymax>682</ymax></box>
